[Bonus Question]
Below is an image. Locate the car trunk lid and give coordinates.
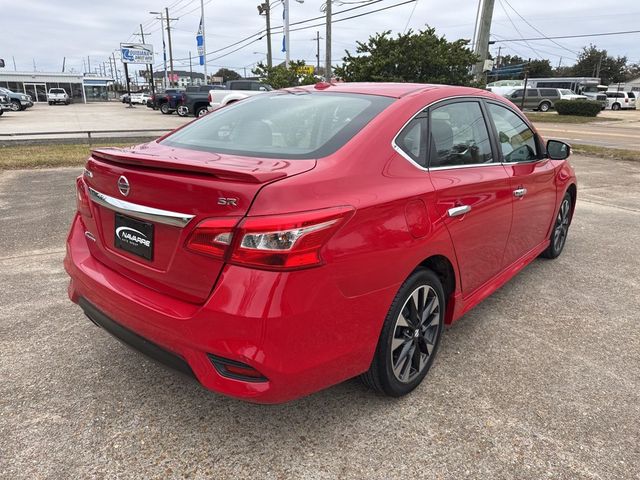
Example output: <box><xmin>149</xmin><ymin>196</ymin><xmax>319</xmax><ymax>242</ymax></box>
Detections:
<box><xmin>80</xmin><ymin>142</ymin><xmax>315</xmax><ymax>303</ymax></box>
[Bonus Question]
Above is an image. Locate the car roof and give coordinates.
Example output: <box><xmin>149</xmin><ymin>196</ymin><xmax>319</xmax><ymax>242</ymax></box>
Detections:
<box><xmin>294</xmin><ymin>82</ymin><xmax>471</xmax><ymax>99</ymax></box>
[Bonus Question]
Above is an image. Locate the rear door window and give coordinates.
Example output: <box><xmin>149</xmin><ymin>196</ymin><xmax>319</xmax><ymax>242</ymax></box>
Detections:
<box><xmin>525</xmin><ymin>89</ymin><xmax>539</xmax><ymax>98</ymax></box>
<box><xmin>428</xmin><ymin>101</ymin><xmax>494</xmax><ymax>168</ymax></box>
<box><xmin>540</xmin><ymin>89</ymin><xmax>558</xmax><ymax>97</ymax></box>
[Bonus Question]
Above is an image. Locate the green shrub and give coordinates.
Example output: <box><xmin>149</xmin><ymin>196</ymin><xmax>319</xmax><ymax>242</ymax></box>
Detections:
<box><xmin>554</xmin><ymin>100</ymin><xmax>601</xmax><ymax>117</ymax></box>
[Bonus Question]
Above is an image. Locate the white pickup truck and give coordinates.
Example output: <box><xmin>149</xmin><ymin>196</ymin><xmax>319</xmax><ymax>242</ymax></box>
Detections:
<box><xmin>208</xmin><ymin>80</ymin><xmax>273</xmax><ymax>111</ymax></box>
<box><xmin>47</xmin><ymin>88</ymin><xmax>70</xmax><ymax>105</ymax></box>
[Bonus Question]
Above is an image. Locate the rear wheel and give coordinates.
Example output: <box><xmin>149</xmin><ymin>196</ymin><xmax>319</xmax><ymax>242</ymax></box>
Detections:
<box><xmin>160</xmin><ymin>103</ymin><xmax>171</xmax><ymax>114</ymax></box>
<box><xmin>195</xmin><ymin>105</ymin><xmax>209</xmax><ymax>117</ymax></box>
<box><xmin>539</xmin><ymin>101</ymin><xmax>551</xmax><ymax>112</ymax></box>
<box><xmin>611</xmin><ymin>103</ymin><xmax>621</xmax><ymax>111</ymax></box>
<box><xmin>541</xmin><ymin>192</ymin><xmax>572</xmax><ymax>259</ymax></box>
<box><xmin>361</xmin><ymin>268</ymin><xmax>445</xmax><ymax>397</ymax></box>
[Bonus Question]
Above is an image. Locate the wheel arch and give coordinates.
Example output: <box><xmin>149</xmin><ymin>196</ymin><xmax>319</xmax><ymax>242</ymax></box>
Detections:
<box><xmin>566</xmin><ymin>182</ymin><xmax>577</xmax><ymax>222</ymax></box>
<box><xmin>416</xmin><ymin>254</ymin><xmax>457</xmax><ymax>324</ymax></box>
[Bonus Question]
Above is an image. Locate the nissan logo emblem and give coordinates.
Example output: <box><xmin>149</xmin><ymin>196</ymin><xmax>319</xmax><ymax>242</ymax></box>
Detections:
<box><xmin>117</xmin><ymin>176</ymin><xmax>130</xmax><ymax>196</ymax></box>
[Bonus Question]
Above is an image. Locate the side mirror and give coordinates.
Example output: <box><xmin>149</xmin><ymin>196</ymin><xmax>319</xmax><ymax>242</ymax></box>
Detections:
<box><xmin>547</xmin><ymin>139</ymin><xmax>570</xmax><ymax>160</ymax></box>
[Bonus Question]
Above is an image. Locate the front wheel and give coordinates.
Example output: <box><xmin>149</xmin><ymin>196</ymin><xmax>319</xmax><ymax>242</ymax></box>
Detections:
<box><xmin>10</xmin><ymin>101</ymin><xmax>20</xmax><ymax>111</ymax></box>
<box><xmin>177</xmin><ymin>105</ymin><xmax>189</xmax><ymax>117</ymax></box>
<box><xmin>539</xmin><ymin>101</ymin><xmax>551</xmax><ymax>112</ymax></box>
<box><xmin>541</xmin><ymin>192</ymin><xmax>572</xmax><ymax>259</ymax></box>
<box><xmin>361</xmin><ymin>268</ymin><xmax>445</xmax><ymax>397</ymax></box>
<box><xmin>160</xmin><ymin>103</ymin><xmax>172</xmax><ymax>114</ymax></box>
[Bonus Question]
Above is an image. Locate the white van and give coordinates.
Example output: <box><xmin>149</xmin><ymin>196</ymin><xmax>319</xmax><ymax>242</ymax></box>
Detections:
<box><xmin>605</xmin><ymin>91</ymin><xmax>636</xmax><ymax>110</ymax></box>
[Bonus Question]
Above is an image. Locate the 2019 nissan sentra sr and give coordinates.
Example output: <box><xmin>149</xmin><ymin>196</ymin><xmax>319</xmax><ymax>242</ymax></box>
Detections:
<box><xmin>64</xmin><ymin>82</ymin><xmax>577</xmax><ymax>403</ymax></box>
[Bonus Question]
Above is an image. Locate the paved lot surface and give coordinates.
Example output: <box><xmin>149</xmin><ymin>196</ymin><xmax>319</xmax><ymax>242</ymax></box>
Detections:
<box><xmin>0</xmin><ymin>102</ymin><xmax>185</xmax><ymax>140</ymax></box>
<box><xmin>1</xmin><ymin>155</ymin><xmax>639</xmax><ymax>479</ymax></box>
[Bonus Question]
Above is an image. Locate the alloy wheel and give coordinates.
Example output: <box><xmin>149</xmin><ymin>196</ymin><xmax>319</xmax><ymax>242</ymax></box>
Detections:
<box><xmin>391</xmin><ymin>285</ymin><xmax>440</xmax><ymax>383</ymax></box>
<box><xmin>553</xmin><ymin>197</ymin><xmax>571</xmax><ymax>252</ymax></box>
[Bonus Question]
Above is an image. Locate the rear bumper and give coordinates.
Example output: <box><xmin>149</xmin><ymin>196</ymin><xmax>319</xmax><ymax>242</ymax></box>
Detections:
<box><xmin>64</xmin><ymin>214</ymin><xmax>391</xmax><ymax>403</ymax></box>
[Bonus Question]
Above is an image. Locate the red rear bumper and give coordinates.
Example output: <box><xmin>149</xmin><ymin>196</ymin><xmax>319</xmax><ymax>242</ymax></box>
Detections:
<box><xmin>64</xmin><ymin>214</ymin><xmax>393</xmax><ymax>403</ymax></box>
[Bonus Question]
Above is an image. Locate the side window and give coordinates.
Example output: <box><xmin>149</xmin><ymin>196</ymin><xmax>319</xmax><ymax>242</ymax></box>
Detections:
<box><xmin>525</xmin><ymin>89</ymin><xmax>539</xmax><ymax>98</ymax></box>
<box><xmin>511</xmin><ymin>89</ymin><xmax>523</xmax><ymax>98</ymax></box>
<box><xmin>540</xmin><ymin>89</ymin><xmax>558</xmax><ymax>97</ymax></box>
<box><xmin>487</xmin><ymin>103</ymin><xmax>538</xmax><ymax>163</ymax></box>
<box><xmin>428</xmin><ymin>102</ymin><xmax>493</xmax><ymax>168</ymax></box>
<box><xmin>396</xmin><ymin>118</ymin><xmax>426</xmax><ymax>167</ymax></box>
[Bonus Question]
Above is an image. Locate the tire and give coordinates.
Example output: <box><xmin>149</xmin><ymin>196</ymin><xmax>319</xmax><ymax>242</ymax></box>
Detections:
<box><xmin>361</xmin><ymin>268</ymin><xmax>445</xmax><ymax>397</ymax></box>
<box><xmin>539</xmin><ymin>101</ymin><xmax>551</xmax><ymax>112</ymax></box>
<box><xmin>48</xmin><ymin>101</ymin><xmax>53</xmax><ymax>105</ymax></box>
<box><xmin>0</xmin><ymin>110</ymin><xmax>3</xmax><ymax>116</ymax></box>
<box><xmin>177</xmin><ymin>105</ymin><xmax>190</xmax><ymax>117</ymax></box>
<box><xmin>541</xmin><ymin>192</ymin><xmax>572</xmax><ymax>259</ymax></box>
<box><xmin>611</xmin><ymin>103</ymin><xmax>621</xmax><ymax>111</ymax></box>
<box><xmin>195</xmin><ymin>105</ymin><xmax>208</xmax><ymax>117</ymax></box>
<box><xmin>10</xmin><ymin>100</ymin><xmax>20</xmax><ymax>112</ymax></box>
<box><xmin>160</xmin><ymin>103</ymin><xmax>172</xmax><ymax>114</ymax></box>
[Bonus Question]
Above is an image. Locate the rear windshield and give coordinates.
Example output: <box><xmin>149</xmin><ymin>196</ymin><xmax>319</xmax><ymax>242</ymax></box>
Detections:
<box><xmin>627</xmin><ymin>92</ymin><xmax>636</xmax><ymax>99</ymax></box>
<box><xmin>50</xmin><ymin>89</ymin><xmax>65</xmax><ymax>93</ymax></box>
<box><xmin>161</xmin><ymin>92</ymin><xmax>394</xmax><ymax>159</ymax></box>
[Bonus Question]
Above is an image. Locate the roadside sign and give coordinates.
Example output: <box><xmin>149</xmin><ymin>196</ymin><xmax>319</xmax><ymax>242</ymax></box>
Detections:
<box><xmin>120</xmin><ymin>43</ymin><xmax>154</xmax><ymax>64</ymax></box>
<box><xmin>296</xmin><ymin>65</ymin><xmax>315</xmax><ymax>75</ymax></box>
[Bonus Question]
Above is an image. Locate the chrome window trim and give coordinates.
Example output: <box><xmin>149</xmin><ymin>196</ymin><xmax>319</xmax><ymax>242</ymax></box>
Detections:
<box><xmin>391</xmin><ymin>95</ymin><xmax>504</xmax><ymax>173</ymax></box>
<box><xmin>88</xmin><ymin>187</ymin><xmax>195</xmax><ymax>227</ymax></box>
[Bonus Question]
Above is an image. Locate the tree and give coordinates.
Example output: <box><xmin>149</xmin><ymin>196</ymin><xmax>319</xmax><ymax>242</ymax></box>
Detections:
<box><xmin>528</xmin><ymin>59</ymin><xmax>552</xmax><ymax>78</ymax></box>
<box><xmin>569</xmin><ymin>45</ymin><xmax>627</xmax><ymax>84</ymax></box>
<box><xmin>252</xmin><ymin>60</ymin><xmax>316</xmax><ymax>89</ymax></box>
<box><xmin>213</xmin><ymin>68</ymin><xmax>242</xmax><ymax>83</ymax></box>
<box><xmin>333</xmin><ymin>28</ymin><xmax>478</xmax><ymax>86</ymax></box>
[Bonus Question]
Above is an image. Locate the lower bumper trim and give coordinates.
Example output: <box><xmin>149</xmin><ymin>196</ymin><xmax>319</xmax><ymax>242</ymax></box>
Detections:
<box><xmin>79</xmin><ymin>297</ymin><xmax>195</xmax><ymax>379</ymax></box>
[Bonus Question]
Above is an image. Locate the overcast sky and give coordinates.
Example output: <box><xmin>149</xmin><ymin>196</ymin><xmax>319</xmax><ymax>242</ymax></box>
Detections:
<box><xmin>3</xmin><ymin>0</ymin><xmax>640</xmax><ymax>78</ymax></box>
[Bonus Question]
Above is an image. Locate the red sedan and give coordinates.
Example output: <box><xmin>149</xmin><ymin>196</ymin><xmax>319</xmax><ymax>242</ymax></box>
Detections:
<box><xmin>65</xmin><ymin>82</ymin><xmax>576</xmax><ymax>403</ymax></box>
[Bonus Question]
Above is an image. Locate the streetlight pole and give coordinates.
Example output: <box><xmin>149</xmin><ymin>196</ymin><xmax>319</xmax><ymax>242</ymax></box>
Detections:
<box><xmin>165</xmin><ymin>7</ymin><xmax>175</xmax><ymax>87</ymax></box>
<box><xmin>284</xmin><ymin>0</ymin><xmax>290</xmax><ymax>68</ymax></box>
<box><xmin>258</xmin><ymin>1</ymin><xmax>273</xmax><ymax>68</ymax></box>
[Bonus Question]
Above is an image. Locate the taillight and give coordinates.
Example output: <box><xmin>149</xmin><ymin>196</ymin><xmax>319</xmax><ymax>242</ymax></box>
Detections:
<box><xmin>75</xmin><ymin>176</ymin><xmax>92</xmax><ymax>218</ymax></box>
<box><xmin>231</xmin><ymin>206</ymin><xmax>354</xmax><ymax>270</ymax></box>
<box><xmin>185</xmin><ymin>207</ymin><xmax>354</xmax><ymax>270</ymax></box>
<box><xmin>185</xmin><ymin>217</ymin><xmax>239</xmax><ymax>259</ymax></box>
<box><xmin>208</xmin><ymin>92</ymin><xmax>212</xmax><ymax>103</ymax></box>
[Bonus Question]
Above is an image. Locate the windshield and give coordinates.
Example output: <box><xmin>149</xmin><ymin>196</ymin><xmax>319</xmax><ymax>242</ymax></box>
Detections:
<box><xmin>560</xmin><ymin>89</ymin><xmax>574</xmax><ymax>95</ymax></box>
<box><xmin>582</xmin><ymin>86</ymin><xmax>599</xmax><ymax>93</ymax></box>
<box><xmin>161</xmin><ymin>92</ymin><xmax>394</xmax><ymax>159</ymax></box>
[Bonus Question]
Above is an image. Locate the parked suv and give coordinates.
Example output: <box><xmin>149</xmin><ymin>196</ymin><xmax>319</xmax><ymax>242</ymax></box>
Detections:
<box><xmin>506</xmin><ymin>88</ymin><xmax>560</xmax><ymax>111</ymax></box>
<box><xmin>66</xmin><ymin>83</ymin><xmax>577</xmax><ymax>403</ymax></box>
<box><xmin>0</xmin><ymin>87</ymin><xmax>34</xmax><ymax>111</ymax></box>
<box><xmin>47</xmin><ymin>88</ymin><xmax>70</xmax><ymax>105</ymax></box>
<box><xmin>605</xmin><ymin>91</ymin><xmax>636</xmax><ymax>110</ymax></box>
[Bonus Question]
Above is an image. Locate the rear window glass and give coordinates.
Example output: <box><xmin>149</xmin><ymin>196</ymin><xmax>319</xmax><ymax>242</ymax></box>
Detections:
<box><xmin>50</xmin><ymin>89</ymin><xmax>65</xmax><ymax>93</ymax></box>
<box><xmin>161</xmin><ymin>92</ymin><xmax>394</xmax><ymax>159</ymax></box>
<box><xmin>540</xmin><ymin>89</ymin><xmax>558</xmax><ymax>97</ymax></box>
<box><xmin>627</xmin><ymin>92</ymin><xmax>635</xmax><ymax>99</ymax></box>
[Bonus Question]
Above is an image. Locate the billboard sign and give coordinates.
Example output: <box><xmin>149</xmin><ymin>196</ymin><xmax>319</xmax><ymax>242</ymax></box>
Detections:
<box><xmin>120</xmin><ymin>43</ymin><xmax>154</xmax><ymax>64</ymax></box>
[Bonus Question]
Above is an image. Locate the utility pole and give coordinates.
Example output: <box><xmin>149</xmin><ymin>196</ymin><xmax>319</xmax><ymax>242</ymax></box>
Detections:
<box><xmin>557</xmin><ymin>56</ymin><xmax>562</xmax><ymax>69</ymax></box>
<box><xmin>87</xmin><ymin>56</ymin><xmax>91</xmax><ymax>73</ymax></box>
<box><xmin>472</xmin><ymin>0</ymin><xmax>495</xmax><ymax>82</ymax></box>
<box><xmin>594</xmin><ymin>54</ymin><xmax>603</xmax><ymax>80</ymax></box>
<box><xmin>135</xmin><ymin>24</ymin><xmax>156</xmax><ymax>103</ymax></box>
<box><xmin>200</xmin><ymin>0</ymin><xmax>208</xmax><ymax>83</ymax></box>
<box><xmin>112</xmin><ymin>52</ymin><xmax>120</xmax><ymax>85</ymax></box>
<box><xmin>325</xmin><ymin>0</ymin><xmax>332</xmax><ymax>80</ymax></box>
<box><xmin>62</xmin><ymin>57</ymin><xmax>66</xmax><ymax>72</ymax></box>
<box><xmin>284</xmin><ymin>0</ymin><xmax>290</xmax><ymax>68</ymax></box>
<box><xmin>165</xmin><ymin>7</ymin><xmax>176</xmax><ymax>87</ymax></box>
<box><xmin>520</xmin><ymin>59</ymin><xmax>530</xmax><ymax>111</ymax></box>
<box><xmin>258</xmin><ymin>1</ymin><xmax>273</xmax><ymax>68</ymax></box>
<box><xmin>189</xmin><ymin>51</ymin><xmax>193</xmax><ymax>85</ymax></box>
<box><xmin>495</xmin><ymin>46</ymin><xmax>501</xmax><ymax>69</ymax></box>
<box><xmin>314</xmin><ymin>31</ymin><xmax>323</xmax><ymax>74</ymax></box>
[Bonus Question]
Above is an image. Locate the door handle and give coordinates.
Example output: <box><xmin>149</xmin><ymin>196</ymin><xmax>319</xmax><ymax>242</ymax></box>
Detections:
<box><xmin>513</xmin><ymin>187</ymin><xmax>527</xmax><ymax>198</ymax></box>
<box><xmin>448</xmin><ymin>205</ymin><xmax>471</xmax><ymax>217</ymax></box>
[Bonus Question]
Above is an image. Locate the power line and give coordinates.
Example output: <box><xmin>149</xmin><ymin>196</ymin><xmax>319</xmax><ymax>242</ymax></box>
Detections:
<box><xmin>500</xmin><ymin>0</ymin><xmax>579</xmax><ymax>56</ymax></box>
<box><xmin>492</xmin><ymin>29</ymin><xmax>640</xmax><ymax>42</ymax></box>
<box><xmin>497</xmin><ymin>0</ymin><xmax>543</xmax><ymax>59</ymax></box>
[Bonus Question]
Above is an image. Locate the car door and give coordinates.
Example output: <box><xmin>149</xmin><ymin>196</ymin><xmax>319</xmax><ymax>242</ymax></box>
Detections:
<box><xmin>427</xmin><ymin>99</ymin><xmax>513</xmax><ymax>296</ymax></box>
<box><xmin>485</xmin><ymin>101</ymin><xmax>558</xmax><ymax>266</ymax></box>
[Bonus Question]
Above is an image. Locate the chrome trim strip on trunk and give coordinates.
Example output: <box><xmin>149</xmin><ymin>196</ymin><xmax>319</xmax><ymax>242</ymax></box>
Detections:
<box><xmin>88</xmin><ymin>187</ymin><xmax>195</xmax><ymax>227</ymax></box>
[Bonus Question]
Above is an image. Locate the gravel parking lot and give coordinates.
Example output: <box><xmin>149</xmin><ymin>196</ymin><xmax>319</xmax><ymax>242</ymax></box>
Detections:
<box><xmin>1</xmin><ymin>154</ymin><xmax>639</xmax><ymax>479</ymax></box>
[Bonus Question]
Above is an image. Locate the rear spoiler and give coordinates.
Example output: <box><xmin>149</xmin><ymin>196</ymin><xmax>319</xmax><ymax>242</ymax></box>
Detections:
<box><xmin>91</xmin><ymin>148</ymin><xmax>301</xmax><ymax>184</ymax></box>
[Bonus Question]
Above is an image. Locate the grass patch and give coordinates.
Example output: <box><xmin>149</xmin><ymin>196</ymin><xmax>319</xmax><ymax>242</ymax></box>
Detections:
<box><xmin>525</xmin><ymin>112</ymin><xmax>620</xmax><ymax>124</ymax></box>
<box><xmin>572</xmin><ymin>144</ymin><xmax>640</xmax><ymax>162</ymax></box>
<box><xmin>0</xmin><ymin>142</ymin><xmax>133</xmax><ymax>170</ymax></box>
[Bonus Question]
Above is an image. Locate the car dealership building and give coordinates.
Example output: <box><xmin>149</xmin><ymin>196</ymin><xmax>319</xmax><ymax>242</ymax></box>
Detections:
<box><xmin>0</xmin><ymin>71</ymin><xmax>113</xmax><ymax>103</ymax></box>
